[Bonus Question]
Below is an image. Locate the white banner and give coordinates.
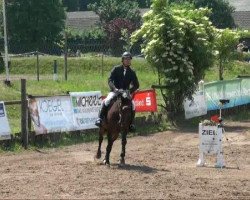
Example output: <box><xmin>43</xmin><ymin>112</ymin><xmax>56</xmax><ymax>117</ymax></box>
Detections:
<box><xmin>0</xmin><ymin>102</ymin><xmax>11</xmax><ymax>140</ymax></box>
<box><xmin>70</xmin><ymin>91</ymin><xmax>102</xmax><ymax>130</ymax></box>
<box><xmin>29</xmin><ymin>96</ymin><xmax>74</xmax><ymax>135</ymax></box>
<box><xmin>184</xmin><ymin>91</ymin><xmax>207</xmax><ymax>119</ymax></box>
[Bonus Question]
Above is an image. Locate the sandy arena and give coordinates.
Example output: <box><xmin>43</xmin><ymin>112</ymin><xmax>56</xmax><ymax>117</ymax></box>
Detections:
<box><xmin>0</xmin><ymin>121</ymin><xmax>249</xmax><ymax>199</ymax></box>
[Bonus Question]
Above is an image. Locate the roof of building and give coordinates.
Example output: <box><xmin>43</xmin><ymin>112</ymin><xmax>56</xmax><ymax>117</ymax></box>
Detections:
<box><xmin>228</xmin><ymin>0</ymin><xmax>250</xmax><ymax>11</ymax></box>
<box><xmin>66</xmin><ymin>2</ymin><xmax>250</xmax><ymax>30</ymax></box>
<box><xmin>232</xmin><ymin>11</ymin><xmax>250</xmax><ymax>29</ymax></box>
<box><xmin>66</xmin><ymin>9</ymin><xmax>149</xmax><ymax>30</ymax></box>
<box><xmin>66</xmin><ymin>11</ymin><xmax>100</xmax><ymax>30</ymax></box>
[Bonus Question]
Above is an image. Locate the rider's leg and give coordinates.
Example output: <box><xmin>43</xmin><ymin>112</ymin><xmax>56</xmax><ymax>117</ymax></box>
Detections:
<box><xmin>129</xmin><ymin>100</ymin><xmax>136</xmax><ymax>132</ymax></box>
<box><xmin>95</xmin><ymin>102</ymin><xmax>108</xmax><ymax>127</ymax></box>
<box><xmin>95</xmin><ymin>92</ymin><xmax>115</xmax><ymax>127</ymax></box>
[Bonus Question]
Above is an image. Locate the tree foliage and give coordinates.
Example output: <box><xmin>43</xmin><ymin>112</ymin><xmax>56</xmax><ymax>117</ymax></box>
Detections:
<box><xmin>132</xmin><ymin>0</ymin><xmax>215</xmax><ymax>113</ymax></box>
<box><xmin>193</xmin><ymin>0</ymin><xmax>235</xmax><ymax>29</ymax></box>
<box><xmin>89</xmin><ymin>0</ymin><xmax>141</xmax><ymax>55</ymax></box>
<box><xmin>6</xmin><ymin>0</ymin><xmax>66</xmax><ymax>50</ymax></box>
<box><xmin>104</xmin><ymin>18</ymin><xmax>137</xmax><ymax>55</ymax></box>
<box><xmin>215</xmin><ymin>29</ymin><xmax>239</xmax><ymax>80</ymax></box>
<box><xmin>169</xmin><ymin>0</ymin><xmax>235</xmax><ymax>28</ymax></box>
<box><xmin>62</xmin><ymin>0</ymin><xmax>79</xmax><ymax>11</ymax></box>
<box><xmin>88</xmin><ymin>0</ymin><xmax>141</xmax><ymax>25</ymax></box>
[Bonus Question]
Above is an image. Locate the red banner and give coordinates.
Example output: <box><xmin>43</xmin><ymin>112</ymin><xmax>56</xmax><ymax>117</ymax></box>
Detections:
<box><xmin>133</xmin><ymin>89</ymin><xmax>157</xmax><ymax>112</ymax></box>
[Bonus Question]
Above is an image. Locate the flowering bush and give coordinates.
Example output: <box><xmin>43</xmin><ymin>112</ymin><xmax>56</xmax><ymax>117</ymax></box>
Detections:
<box><xmin>131</xmin><ymin>0</ymin><xmax>215</xmax><ymax>113</ymax></box>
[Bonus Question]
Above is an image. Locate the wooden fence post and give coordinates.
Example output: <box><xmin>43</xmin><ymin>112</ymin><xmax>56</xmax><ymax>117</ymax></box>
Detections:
<box><xmin>36</xmin><ymin>50</ymin><xmax>39</xmax><ymax>81</ymax></box>
<box><xmin>21</xmin><ymin>79</ymin><xmax>28</xmax><ymax>149</ymax></box>
<box><xmin>64</xmin><ymin>31</ymin><xmax>68</xmax><ymax>81</ymax></box>
<box><xmin>101</xmin><ymin>53</ymin><xmax>104</xmax><ymax>77</ymax></box>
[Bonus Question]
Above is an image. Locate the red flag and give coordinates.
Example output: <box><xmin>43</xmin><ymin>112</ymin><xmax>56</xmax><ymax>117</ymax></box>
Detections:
<box><xmin>211</xmin><ymin>115</ymin><xmax>220</xmax><ymax>123</ymax></box>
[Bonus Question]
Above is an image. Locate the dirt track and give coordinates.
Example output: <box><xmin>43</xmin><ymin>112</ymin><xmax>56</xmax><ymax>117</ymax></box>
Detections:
<box><xmin>0</xmin><ymin>121</ymin><xmax>249</xmax><ymax>199</ymax></box>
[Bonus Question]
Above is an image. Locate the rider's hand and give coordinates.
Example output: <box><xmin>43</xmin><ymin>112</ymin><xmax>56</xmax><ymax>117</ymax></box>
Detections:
<box><xmin>118</xmin><ymin>89</ymin><xmax>124</xmax><ymax>93</ymax></box>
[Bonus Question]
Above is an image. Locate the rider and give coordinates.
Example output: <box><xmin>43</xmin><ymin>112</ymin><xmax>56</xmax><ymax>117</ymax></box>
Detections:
<box><xmin>95</xmin><ymin>51</ymin><xmax>139</xmax><ymax>132</ymax></box>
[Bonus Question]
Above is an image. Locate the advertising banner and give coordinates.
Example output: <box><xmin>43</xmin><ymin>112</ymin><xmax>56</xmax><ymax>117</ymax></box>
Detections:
<box><xmin>70</xmin><ymin>91</ymin><xmax>102</xmax><ymax>130</ymax></box>
<box><xmin>133</xmin><ymin>89</ymin><xmax>157</xmax><ymax>112</ymax></box>
<box><xmin>183</xmin><ymin>91</ymin><xmax>207</xmax><ymax>119</ymax></box>
<box><xmin>205</xmin><ymin>78</ymin><xmax>250</xmax><ymax>111</ymax></box>
<box><xmin>0</xmin><ymin>102</ymin><xmax>11</xmax><ymax>140</ymax></box>
<box><xmin>29</xmin><ymin>96</ymin><xmax>74</xmax><ymax>135</ymax></box>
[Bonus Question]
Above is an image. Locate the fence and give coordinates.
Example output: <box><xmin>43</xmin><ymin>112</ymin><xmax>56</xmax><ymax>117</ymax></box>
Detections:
<box><xmin>1</xmin><ymin>79</ymin><xmax>161</xmax><ymax>149</ymax></box>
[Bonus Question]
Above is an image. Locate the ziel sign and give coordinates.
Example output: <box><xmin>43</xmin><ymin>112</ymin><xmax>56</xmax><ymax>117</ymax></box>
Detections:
<box><xmin>197</xmin><ymin>123</ymin><xmax>225</xmax><ymax>168</ymax></box>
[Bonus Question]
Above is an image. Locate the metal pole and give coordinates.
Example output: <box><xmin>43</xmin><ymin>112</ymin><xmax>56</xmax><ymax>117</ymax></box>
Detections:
<box><xmin>3</xmin><ymin>0</ymin><xmax>10</xmax><ymax>84</ymax></box>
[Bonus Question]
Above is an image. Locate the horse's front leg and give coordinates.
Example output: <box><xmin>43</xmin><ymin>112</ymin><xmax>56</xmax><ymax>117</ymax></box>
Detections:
<box><xmin>95</xmin><ymin>129</ymin><xmax>103</xmax><ymax>159</ymax></box>
<box><xmin>119</xmin><ymin>131</ymin><xmax>127</xmax><ymax>166</ymax></box>
<box><xmin>103</xmin><ymin>133</ymin><xmax>114</xmax><ymax>166</ymax></box>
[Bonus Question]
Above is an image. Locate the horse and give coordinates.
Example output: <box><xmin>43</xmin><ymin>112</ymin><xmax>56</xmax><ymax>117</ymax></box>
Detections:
<box><xmin>95</xmin><ymin>90</ymin><xmax>133</xmax><ymax>166</ymax></box>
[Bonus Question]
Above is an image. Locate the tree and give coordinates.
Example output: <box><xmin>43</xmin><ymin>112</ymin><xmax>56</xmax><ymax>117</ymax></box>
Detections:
<box><xmin>132</xmin><ymin>0</ymin><xmax>215</xmax><ymax>114</ymax></box>
<box><xmin>62</xmin><ymin>0</ymin><xmax>79</xmax><ymax>11</ymax></box>
<box><xmin>194</xmin><ymin>0</ymin><xmax>235</xmax><ymax>29</ymax></box>
<box><xmin>6</xmin><ymin>0</ymin><xmax>66</xmax><ymax>51</ymax></box>
<box><xmin>136</xmin><ymin>0</ymin><xmax>151</xmax><ymax>8</ymax></box>
<box><xmin>104</xmin><ymin>18</ymin><xmax>137</xmax><ymax>55</ymax></box>
<box><xmin>215</xmin><ymin>29</ymin><xmax>239</xmax><ymax>80</ymax></box>
<box><xmin>169</xmin><ymin>0</ymin><xmax>235</xmax><ymax>29</ymax></box>
<box><xmin>89</xmin><ymin>0</ymin><xmax>141</xmax><ymax>55</ymax></box>
<box><xmin>88</xmin><ymin>0</ymin><xmax>141</xmax><ymax>25</ymax></box>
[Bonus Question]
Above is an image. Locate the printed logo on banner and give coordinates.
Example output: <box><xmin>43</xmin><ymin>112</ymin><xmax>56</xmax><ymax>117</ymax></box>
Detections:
<box><xmin>29</xmin><ymin>97</ymin><xmax>74</xmax><ymax>135</ymax></box>
<box><xmin>0</xmin><ymin>103</ymin><xmax>5</xmax><ymax>117</ymax></box>
<box><xmin>133</xmin><ymin>89</ymin><xmax>157</xmax><ymax>112</ymax></box>
<box><xmin>70</xmin><ymin>91</ymin><xmax>102</xmax><ymax>130</ymax></box>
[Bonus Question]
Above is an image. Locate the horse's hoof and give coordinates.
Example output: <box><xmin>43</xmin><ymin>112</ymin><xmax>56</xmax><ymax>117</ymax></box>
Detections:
<box><xmin>103</xmin><ymin>159</ymin><xmax>110</xmax><ymax>166</ymax></box>
<box><xmin>95</xmin><ymin>152</ymin><xmax>101</xmax><ymax>159</ymax></box>
<box><xmin>119</xmin><ymin>159</ymin><xmax>125</xmax><ymax>167</ymax></box>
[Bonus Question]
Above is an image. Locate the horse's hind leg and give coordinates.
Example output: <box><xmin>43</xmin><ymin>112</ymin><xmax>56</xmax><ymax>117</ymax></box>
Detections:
<box><xmin>95</xmin><ymin>129</ymin><xmax>103</xmax><ymax>159</ymax></box>
<box><xmin>120</xmin><ymin>131</ymin><xmax>127</xmax><ymax>166</ymax></box>
<box><xmin>104</xmin><ymin>133</ymin><xmax>114</xmax><ymax>166</ymax></box>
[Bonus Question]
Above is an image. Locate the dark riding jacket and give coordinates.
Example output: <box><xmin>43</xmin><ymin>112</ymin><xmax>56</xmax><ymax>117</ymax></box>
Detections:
<box><xmin>108</xmin><ymin>65</ymin><xmax>139</xmax><ymax>94</ymax></box>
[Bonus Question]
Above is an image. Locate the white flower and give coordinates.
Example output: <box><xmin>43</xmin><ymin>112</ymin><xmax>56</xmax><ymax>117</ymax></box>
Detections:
<box><xmin>180</xmin><ymin>68</ymin><xmax>184</xmax><ymax>72</ymax></box>
<box><xmin>173</xmin><ymin>66</ymin><xmax>178</xmax><ymax>70</ymax></box>
<box><xmin>162</xmin><ymin>53</ymin><xmax>167</xmax><ymax>58</ymax></box>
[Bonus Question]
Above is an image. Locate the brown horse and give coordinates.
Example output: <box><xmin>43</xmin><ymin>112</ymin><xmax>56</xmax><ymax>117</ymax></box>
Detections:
<box><xmin>95</xmin><ymin>90</ymin><xmax>133</xmax><ymax>166</ymax></box>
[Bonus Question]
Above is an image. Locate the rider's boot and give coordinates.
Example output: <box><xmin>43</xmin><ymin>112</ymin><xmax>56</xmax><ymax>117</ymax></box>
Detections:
<box><xmin>95</xmin><ymin>103</ymin><xmax>108</xmax><ymax>127</ymax></box>
<box><xmin>129</xmin><ymin>109</ymin><xmax>136</xmax><ymax>132</ymax></box>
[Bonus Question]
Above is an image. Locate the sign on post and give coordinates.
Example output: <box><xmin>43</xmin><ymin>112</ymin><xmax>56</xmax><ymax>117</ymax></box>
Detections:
<box><xmin>183</xmin><ymin>91</ymin><xmax>207</xmax><ymax>119</ymax></box>
<box><xmin>0</xmin><ymin>101</ymin><xmax>11</xmax><ymax>140</ymax></box>
<box><xmin>197</xmin><ymin>123</ymin><xmax>224</xmax><ymax>168</ymax></box>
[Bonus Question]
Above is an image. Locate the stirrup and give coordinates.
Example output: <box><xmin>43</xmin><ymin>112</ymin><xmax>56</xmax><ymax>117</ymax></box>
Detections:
<box><xmin>95</xmin><ymin>118</ymin><xmax>102</xmax><ymax>127</ymax></box>
<box><xmin>129</xmin><ymin>124</ymin><xmax>136</xmax><ymax>132</ymax></box>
